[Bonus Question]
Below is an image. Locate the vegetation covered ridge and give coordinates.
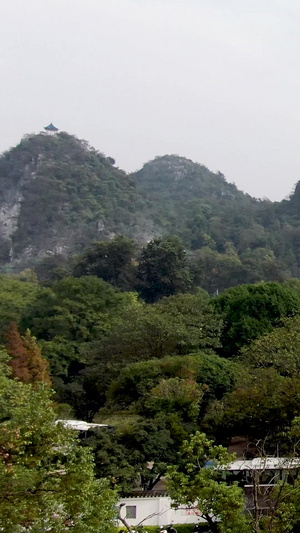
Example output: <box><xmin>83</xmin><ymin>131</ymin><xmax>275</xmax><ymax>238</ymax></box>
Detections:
<box><xmin>3</xmin><ymin>131</ymin><xmax>300</xmax><ymax>287</ymax></box>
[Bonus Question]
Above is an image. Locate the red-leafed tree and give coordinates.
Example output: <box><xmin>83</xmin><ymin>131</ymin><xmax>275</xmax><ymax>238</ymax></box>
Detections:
<box><xmin>6</xmin><ymin>322</ymin><xmax>51</xmax><ymax>386</ymax></box>
<box><xmin>22</xmin><ymin>329</ymin><xmax>51</xmax><ymax>386</ymax></box>
<box><xmin>6</xmin><ymin>322</ymin><xmax>30</xmax><ymax>383</ymax></box>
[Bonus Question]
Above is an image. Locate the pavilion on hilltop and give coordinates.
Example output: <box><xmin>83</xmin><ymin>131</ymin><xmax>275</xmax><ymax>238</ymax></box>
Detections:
<box><xmin>44</xmin><ymin>123</ymin><xmax>59</xmax><ymax>134</ymax></box>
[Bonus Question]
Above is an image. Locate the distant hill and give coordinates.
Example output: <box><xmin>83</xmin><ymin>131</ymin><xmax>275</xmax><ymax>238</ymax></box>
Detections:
<box><xmin>133</xmin><ymin>154</ymin><xmax>259</xmax><ymax>249</ymax></box>
<box><xmin>0</xmin><ymin>132</ymin><xmax>148</xmax><ymax>266</ymax></box>
<box><xmin>1</xmin><ymin>132</ymin><xmax>300</xmax><ymax>281</ymax></box>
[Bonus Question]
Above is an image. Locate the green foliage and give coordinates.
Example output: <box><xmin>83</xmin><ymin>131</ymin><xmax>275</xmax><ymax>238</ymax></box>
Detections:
<box><xmin>22</xmin><ymin>276</ymin><xmax>138</xmax><ymax>418</ymax></box>
<box><xmin>83</xmin><ymin>428</ymin><xmax>141</xmax><ymax>491</ymax></box>
<box><xmin>134</xmin><ymin>155</ymin><xmax>254</xmax><ymax>249</ymax></box>
<box><xmin>167</xmin><ymin>432</ymin><xmax>249</xmax><ymax>533</ymax></box>
<box><xmin>172</xmin><ymin>526</ymin><xmax>209</xmax><ymax>533</ymax></box>
<box><xmin>136</xmin><ymin>236</ymin><xmax>192</xmax><ymax>302</ymax></box>
<box><xmin>127</xmin><ymin>527</ymin><xmax>209</xmax><ymax>533</ymax></box>
<box><xmin>23</xmin><ymin>276</ymin><xmax>136</xmax><ymax>372</ymax></box>
<box><xmin>34</xmin><ymin>254</ymin><xmax>73</xmax><ymax>285</ymax></box>
<box><xmin>74</xmin><ymin>235</ymin><xmax>137</xmax><ymax>291</ymax></box>
<box><xmin>213</xmin><ymin>281</ymin><xmax>300</xmax><ymax>356</ymax></box>
<box><xmin>240</xmin><ymin>247</ymin><xmax>288</xmax><ymax>284</ymax></box>
<box><xmin>0</xmin><ymin>132</ymin><xmax>143</xmax><ymax>263</ymax></box>
<box><xmin>240</xmin><ymin>316</ymin><xmax>300</xmax><ymax>376</ymax></box>
<box><xmin>190</xmin><ymin>246</ymin><xmax>246</xmax><ymax>294</ymax></box>
<box><xmin>0</xmin><ymin>274</ymin><xmax>39</xmax><ymax>342</ymax></box>
<box><xmin>89</xmin><ymin>353</ymin><xmax>238</xmax><ymax>491</ymax></box>
<box><xmin>146</xmin><ymin>377</ymin><xmax>205</xmax><ymax>420</ymax></box>
<box><xmin>81</xmin><ymin>345</ymin><xmax>237</xmax><ymax>493</ymax></box>
<box><xmin>68</xmin><ymin>291</ymin><xmax>223</xmax><ymax>419</ymax></box>
<box><xmin>109</xmin><ymin>353</ymin><xmax>236</xmax><ymax>411</ymax></box>
<box><xmin>209</xmin><ymin>367</ymin><xmax>296</xmax><ymax>443</ymax></box>
<box><xmin>208</xmin><ymin>318</ymin><xmax>300</xmax><ymax>448</ymax></box>
<box><xmin>209</xmin><ymin>318</ymin><xmax>300</xmax><ymax>443</ymax></box>
<box><xmin>157</xmin><ymin>291</ymin><xmax>221</xmax><ymax>351</ymax></box>
<box><xmin>0</xmin><ymin>358</ymin><xmax>117</xmax><ymax>532</ymax></box>
<box><xmin>86</xmin><ymin>414</ymin><xmax>178</xmax><ymax>492</ymax></box>
<box><xmin>94</xmin><ymin>292</ymin><xmax>221</xmax><ymax>366</ymax></box>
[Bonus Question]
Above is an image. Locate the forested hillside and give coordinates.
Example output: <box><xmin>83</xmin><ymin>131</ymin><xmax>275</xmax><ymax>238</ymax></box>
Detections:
<box><xmin>2</xmin><ymin>132</ymin><xmax>300</xmax><ymax>291</ymax></box>
<box><xmin>0</xmin><ymin>132</ymin><xmax>147</xmax><ymax>266</ymax></box>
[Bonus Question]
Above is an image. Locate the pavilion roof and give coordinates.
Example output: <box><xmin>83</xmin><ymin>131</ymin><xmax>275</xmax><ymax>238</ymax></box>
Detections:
<box><xmin>44</xmin><ymin>123</ymin><xmax>59</xmax><ymax>132</ymax></box>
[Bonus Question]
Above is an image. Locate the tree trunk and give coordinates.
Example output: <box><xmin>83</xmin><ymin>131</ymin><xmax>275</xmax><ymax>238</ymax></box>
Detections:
<box><xmin>252</xmin><ymin>472</ymin><xmax>261</xmax><ymax>533</ymax></box>
<box><xmin>204</xmin><ymin>513</ymin><xmax>222</xmax><ymax>533</ymax></box>
<box><xmin>148</xmin><ymin>473</ymin><xmax>162</xmax><ymax>490</ymax></box>
<box><xmin>118</xmin><ymin>504</ymin><xmax>134</xmax><ymax>533</ymax></box>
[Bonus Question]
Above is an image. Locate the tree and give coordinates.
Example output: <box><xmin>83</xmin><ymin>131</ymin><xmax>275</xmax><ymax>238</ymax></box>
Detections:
<box><xmin>6</xmin><ymin>322</ymin><xmax>51</xmax><ymax>386</ymax></box>
<box><xmin>208</xmin><ymin>367</ymin><xmax>295</xmax><ymax>445</ymax></box>
<box><xmin>85</xmin><ymin>415</ymin><xmax>177</xmax><ymax>492</ymax></box>
<box><xmin>0</xmin><ymin>274</ymin><xmax>39</xmax><ymax>342</ymax></box>
<box><xmin>156</xmin><ymin>291</ymin><xmax>222</xmax><ymax>352</ymax></box>
<box><xmin>75</xmin><ymin>292</ymin><xmax>222</xmax><ymax>419</ymax></box>
<box><xmin>83</xmin><ymin>427</ymin><xmax>143</xmax><ymax>492</ymax></box>
<box><xmin>109</xmin><ymin>353</ymin><xmax>237</xmax><ymax>413</ymax></box>
<box><xmin>22</xmin><ymin>276</ymin><xmax>138</xmax><ymax>417</ymax></box>
<box><xmin>167</xmin><ymin>432</ymin><xmax>249</xmax><ymax>533</ymax></box>
<box><xmin>73</xmin><ymin>236</ymin><xmax>137</xmax><ymax>291</ymax></box>
<box><xmin>207</xmin><ymin>318</ymin><xmax>300</xmax><ymax>445</ymax></box>
<box><xmin>240</xmin><ymin>247</ymin><xmax>288</xmax><ymax>284</ymax></box>
<box><xmin>190</xmin><ymin>245</ymin><xmax>246</xmax><ymax>294</ymax></box>
<box><xmin>145</xmin><ymin>377</ymin><xmax>205</xmax><ymax>420</ymax></box>
<box><xmin>22</xmin><ymin>328</ymin><xmax>52</xmax><ymax>386</ymax></box>
<box><xmin>213</xmin><ymin>281</ymin><xmax>300</xmax><ymax>357</ymax></box>
<box><xmin>5</xmin><ymin>321</ymin><xmax>30</xmax><ymax>383</ymax></box>
<box><xmin>35</xmin><ymin>254</ymin><xmax>72</xmax><ymax>285</ymax></box>
<box><xmin>0</xmin><ymin>351</ymin><xmax>117</xmax><ymax>532</ymax></box>
<box><xmin>93</xmin><ymin>292</ymin><xmax>222</xmax><ymax>368</ymax></box>
<box><xmin>136</xmin><ymin>236</ymin><xmax>192</xmax><ymax>302</ymax></box>
<box><xmin>241</xmin><ymin>315</ymin><xmax>300</xmax><ymax>378</ymax></box>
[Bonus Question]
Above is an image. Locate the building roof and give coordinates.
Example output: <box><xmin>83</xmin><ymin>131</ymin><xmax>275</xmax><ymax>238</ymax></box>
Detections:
<box><xmin>55</xmin><ymin>419</ymin><xmax>110</xmax><ymax>431</ymax></box>
<box><xmin>44</xmin><ymin>123</ymin><xmax>59</xmax><ymax>131</ymax></box>
<box><xmin>227</xmin><ymin>457</ymin><xmax>300</xmax><ymax>471</ymax></box>
<box><xmin>121</xmin><ymin>491</ymin><xmax>169</xmax><ymax>499</ymax></box>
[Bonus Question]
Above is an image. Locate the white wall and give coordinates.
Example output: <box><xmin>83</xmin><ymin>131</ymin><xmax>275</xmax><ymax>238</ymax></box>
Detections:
<box><xmin>118</xmin><ymin>496</ymin><xmax>206</xmax><ymax>527</ymax></box>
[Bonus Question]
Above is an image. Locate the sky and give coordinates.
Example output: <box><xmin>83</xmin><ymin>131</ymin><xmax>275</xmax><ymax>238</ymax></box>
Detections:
<box><xmin>2</xmin><ymin>0</ymin><xmax>300</xmax><ymax>200</ymax></box>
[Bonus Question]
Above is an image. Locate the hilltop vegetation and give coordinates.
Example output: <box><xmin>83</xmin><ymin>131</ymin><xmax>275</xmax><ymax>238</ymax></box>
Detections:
<box><xmin>0</xmin><ymin>132</ymin><xmax>145</xmax><ymax>265</ymax></box>
<box><xmin>2</xmin><ymin>131</ymin><xmax>300</xmax><ymax>290</ymax></box>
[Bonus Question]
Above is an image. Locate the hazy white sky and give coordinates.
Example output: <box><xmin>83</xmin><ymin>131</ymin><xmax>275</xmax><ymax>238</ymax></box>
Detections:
<box><xmin>2</xmin><ymin>0</ymin><xmax>300</xmax><ymax>200</ymax></box>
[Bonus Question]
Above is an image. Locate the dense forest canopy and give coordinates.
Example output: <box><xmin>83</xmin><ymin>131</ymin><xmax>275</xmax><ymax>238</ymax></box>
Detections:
<box><xmin>3</xmin><ymin>266</ymin><xmax>300</xmax><ymax>531</ymax></box>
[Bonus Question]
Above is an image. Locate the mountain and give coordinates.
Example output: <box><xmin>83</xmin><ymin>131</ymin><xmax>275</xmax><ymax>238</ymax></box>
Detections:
<box><xmin>133</xmin><ymin>154</ymin><xmax>260</xmax><ymax>249</ymax></box>
<box><xmin>1</xmin><ymin>131</ymin><xmax>300</xmax><ymax>281</ymax></box>
<box><xmin>134</xmin><ymin>155</ymin><xmax>300</xmax><ymax>279</ymax></box>
<box><xmin>0</xmin><ymin>132</ymin><xmax>147</xmax><ymax>266</ymax></box>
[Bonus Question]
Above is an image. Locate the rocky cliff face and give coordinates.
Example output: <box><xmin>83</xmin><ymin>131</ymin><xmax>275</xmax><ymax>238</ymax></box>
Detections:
<box><xmin>0</xmin><ymin>132</ymin><xmax>144</xmax><ymax>267</ymax></box>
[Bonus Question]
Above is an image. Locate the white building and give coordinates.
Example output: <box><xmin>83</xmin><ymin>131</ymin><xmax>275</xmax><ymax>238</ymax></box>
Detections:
<box><xmin>118</xmin><ymin>493</ymin><xmax>206</xmax><ymax>527</ymax></box>
<box><xmin>55</xmin><ymin>419</ymin><xmax>110</xmax><ymax>431</ymax></box>
<box><xmin>118</xmin><ymin>457</ymin><xmax>300</xmax><ymax>526</ymax></box>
